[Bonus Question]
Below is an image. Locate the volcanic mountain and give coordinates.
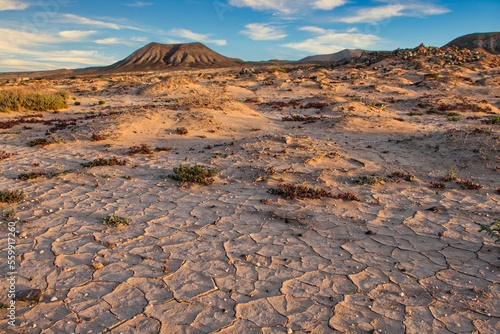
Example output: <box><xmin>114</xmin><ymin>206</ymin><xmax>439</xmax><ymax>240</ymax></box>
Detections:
<box><xmin>104</xmin><ymin>42</ymin><xmax>244</xmax><ymax>72</ymax></box>
<box><xmin>300</xmin><ymin>49</ymin><xmax>366</xmax><ymax>62</ymax></box>
<box><xmin>443</xmin><ymin>32</ymin><xmax>500</xmax><ymax>54</ymax></box>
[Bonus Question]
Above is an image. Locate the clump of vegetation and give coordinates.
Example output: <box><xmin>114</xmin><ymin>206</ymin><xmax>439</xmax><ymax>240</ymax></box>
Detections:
<box><xmin>268</xmin><ymin>67</ymin><xmax>286</xmax><ymax>73</ymax></box>
<box><xmin>154</xmin><ymin>147</ymin><xmax>173</xmax><ymax>152</ymax></box>
<box><xmin>27</xmin><ymin>134</ymin><xmax>62</xmax><ymax>147</ymax></box>
<box><xmin>268</xmin><ymin>183</ymin><xmax>333</xmax><ymax>200</ymax></box>
<box><xmin>356</xmin><ymin>175</ymin><xmax>392</xmax><ymax>185</ymax></box>
<box><xmin>176</xmin><ymin>88</ymin><xmax>226</xmax><ymax>110</ymax></box>
<box><xmin>442</xmin><ymin>166</ymin><xmax>457</xmax><ymax>182</ymax></box>
<box><xmin>98</xmin><ymin>100</ymin><xmax>106</xmax><ymax>105</ymax></box>
<box><xmin>2</xmin><ymin>209</ymin><xmax>17</xmax><ymax>219</ymax></box>
<box><xmin>0</xmin><ymin>89</ymin><xmax>69</xmax><ymax>112</ymax></box>
<box><xmin>0</xmin><ymin>190</ymin><xmax>24</xmax><ymax>203</ymax></box>
<box><xmin>408</xmin><ymin>111</ymin><xmax>424</xmax><ymax>116</ymax></box>
<box><xmin>335</xmin><ymin>192</ymin><xmax>360</xmax><ymax>201</ymax></box>
<box><xmin>18</xmin><ymin>172</ymin><xmax>46</xmax><ymax>180</ymax></box>
<box><xmin>176</xmin><ymin>127</ymin><xmax>188</xmax><ymax>135</ymax></box>
<box><xmin>430</xmin><ymin>181</ymin><xmax>446</xmax><ymax>188</ymax></box>
<box><xmin>103</xmin><ymin>215</ymin><xmax>130</xmax><ymax>226</ymax></box>
<box><xmin>302</xmin><ymin>102</ymin><xmax>329</xmax><ymax>109</ymax></box>
<box><xmin>91</xmin><ymin>133</ymin><xmax>107</xmax><ymax>141</ymax></box>
<box><xmin>0</xmin><ymin>151</ymin><xmax>13</xmax><ymax>161</ymax></box>
<box><xmin>83</xmin><ymin>157</ymin><xmax>127</xmax><ymax>168</ymax></box>
<box><xmin>74</xmin><ymin>101</ymin><xmax>81</xmax><ymax>106</ymax></box>
<box><xmin>456</xmin><ymin>179</ymin><xmax>483</xmax><ymax>190</ymax></box>
<box><xmin>424</xmin><ymin>72</ymin><xmax>440</xmax><ymax>80</ymax></box>
<box><xmin>482</xmin><ymin>115</ymin><xmax>499</xmax><ymax>125</ymax></box>
<box><xmin>392</xmin><ymin>171</ymin><xmax>414</xmax><ymax>182</ymax></box>
<box><xmin>265</xmin><ymin>101</ymin><xmax>302</xmax><ymax>108</ymax></box>
<box><xmin>127</xmin><ymin>144</ymin><xmax>153</xmax><ymax>155</ymax></box>
<box><xmin>281</xmin><ymin>114</ymin><xmax>321</xmax><ymax>122</ymax></box>
<box><xmin>169</xmin><ymin>164</ymin><xmax>218</xmax><ymax>185</ymax></box>
<box><xmin>475</xmin><ymin>218</ymin><xmax>500</xmax><ymax>243</ymax></box>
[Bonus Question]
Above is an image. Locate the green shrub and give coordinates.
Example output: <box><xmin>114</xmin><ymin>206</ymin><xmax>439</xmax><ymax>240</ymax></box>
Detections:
<box><xmin>18</xmin><ymin>172</ymin><xmax>46</xmax><ymax>180</ymax></box>
<box><xmin>83</xmin><ymin>157</ymin><xmax>127</xmax><ymax>168</ymax></box>
<box><xmin>268</xmin><ymin>183</ymin><xmax>333</xmax><ymax>200</ymax></box>
<box><xmin>442</xmin><ymin>167</ymin><xmax>457</xmax><ymax>182</ymax></box>
<box><xmin>0</xmin><ymin>190</ymin><xmax>24</xmax><ymax>203</ymax></box>
<box><xmin>98</xmin><ymin>100</ymin><xmax>105</xmax><ymax>105</ymax></box>
<box><xmin>169</xmin><ymin>164</ymin><xmax>218</xmax><ymax>185</ymax></box>
<box><xmin>482</xmin><ymin>115</ymin><xmax>499</xmax><ymax>125</ymax></box>
<box><xmin>0</xmin><ymin>89</ymin><xmax>68</xmax><ymax>112</ymax></box>
<box><xmin>475</xmin><ymin>218</ymin><xmax>500</xmax><ymax>243</ymax></box>
<box><xmin>103</xmin><ymin>215</ymin><xmax>130</xmax><ymax>226</ymax></box>
<box><xmin>356</xmin><ymin>175</ymin><xmax>392</xmax><ymax>185</ymax></box>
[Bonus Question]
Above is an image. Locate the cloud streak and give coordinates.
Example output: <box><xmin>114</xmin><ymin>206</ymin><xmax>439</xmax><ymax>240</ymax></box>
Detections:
<box><xmin>125</xmin><ymin>1</ymin><xmax>154</xmax><ymax>7</ymax></box>
<box><xmin>241</xmin><ymin>23</ymin><xmax>287</xmax><ymax>41</ymax></box>
<box><xmin>228</xmin><ymin>0</ymin><xmax>348</xmax><ymax>15</ymax></box>
<box><xmin>282</xmin><ymin>26</ymin><xmax>380</xmax><ymax>54</ymax></box>
<box><xmin>339</xmin><ymin>2</ymin><xmax>450</xmax><ymax>23</ymax></box>
<box><xmin>61</xmin><ymin>14</ymin><xmax>144</xmax><ymax>31</ymax></box>
<box><xmin>0</xmin><ymin>0</ymin><xmax>29</xmax><ymax>11</ymax></box>
<box><xmin>168</xmin><ymin>28</ymin><xmax>226</xmax><ymax>46</ymax></box>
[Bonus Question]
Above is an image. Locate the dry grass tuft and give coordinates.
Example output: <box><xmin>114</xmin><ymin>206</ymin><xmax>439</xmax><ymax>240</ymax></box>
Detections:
<box><xmin>0</xmin><ymin>87</ymin><xmax>69</xmax><ymax>112</ymax></box>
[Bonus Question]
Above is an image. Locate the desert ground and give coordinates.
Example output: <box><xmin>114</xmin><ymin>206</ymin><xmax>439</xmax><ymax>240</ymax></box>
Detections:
<box><xmin>0</xmin><ymin>50</ymin><xmax>499</xmax><ymax>333</ymax></box>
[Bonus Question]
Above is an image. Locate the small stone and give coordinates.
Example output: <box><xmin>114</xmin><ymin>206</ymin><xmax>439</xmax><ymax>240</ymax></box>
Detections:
<box><xmin>50</xmin><ymin>297</ymin><xmax>58</xmax><ymax>302</ymax></box>
<box><xmin>92</xmin><ymin>263</ymin><xmax>104</xmax><ymax>269</ymax></box>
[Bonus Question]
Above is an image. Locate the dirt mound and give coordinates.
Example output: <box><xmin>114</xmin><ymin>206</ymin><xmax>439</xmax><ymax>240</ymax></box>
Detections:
<box><xmin>106</xmin><ymin>42</ymin><xmax>244</xmax><ymax>72</ymax></box>
<box><xmin>444</xmin><ymin>32</ymin><xmax>500</xmax><ymax>54</ymax></box>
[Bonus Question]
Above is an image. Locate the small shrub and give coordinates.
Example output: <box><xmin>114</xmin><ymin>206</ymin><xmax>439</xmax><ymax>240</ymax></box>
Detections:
<box><xmin>18</xmin><ymin>172</ymin><xmax>46</xmax><ymax>180</ymax></box>
<box><xmin>456</xmin><ymin>179</ymin><xmax>483</xmax><ymax>190</ymax></box>
<box><xmin>482</xmin><ymin>115</ymin><xmax>499</xmax><ymax>125</ymax></box>
<box><xmin>83</xmin><ymin>157</ymin><xmax>127</xmax><ymax>168</ymax></box>
<box><xmin>27</xmin><ymin>138</ymin><xmax>52</xmax><ymax>147</ymax></box>
<box><xmin>127</xmin><ymin>144</ymin><xmax>153</xmax><ymax>155</ymax></box>
<box><xmin>98</xmin><ymin>100</ymin><xmax>105</xmax><ymax>105</ymax></box>
<box><xmin>430</xmin><ymin>181</ymin><xmax>446</xmax><ymax>188</ymax></box>
<box><xmin>0</xmin><ymin>190</ymin><xmax>24</xmax><ymax>203</ymax></box>
<box><xmin>0</xmin><ymin>151</ymin><xmax>12</xmax><ymax>161</ymax></box>
<box><xmin>282</xmin><ymin>115</ymin><xmax>320</xmax><ymax>122</ymax></box>
<box><xmin>176</xmin><ymin>127</ymin><xmax>188</xmax><ymax>135</ymax></box>
<box><xmin>91</xmin><ymin>133</ymin><xmax>107</xmax><ymax>141</ymax></box>
<box><xmin>475</xmin><ymin>218</ymin><xmax>500</xmax><ymax>243</ymax></box>
<box><xmin>2</xmin><ymin>209</ymin><xmax>17</xmax><ymax>219</ymax></box>
<box><xmin>169</xmin><ymin>164</ymin><xmax>218</xmax><ymax>185</ymax></box>
<box><xmin>356</xmin><ymin>175</ymin><xmax>392</xmax><ymax>185</ymax></box>
<box><xmin>154</xmin><ymin>147</ymin><xmax>173</xmax><ymax>152</ymax></box>
<box><xmin>392</xmin><ymin>171</ymin><xmax>414</xmax><ymax>182</ymax></box>
<box><xmin>335</xmin><ymin>192</ymin><xmax>360</xmax><ymax>201</ymax></box>
<box><xmin>103</xmin><ymin>215</ymin><xmax>130</xmax><ymax>226</ymax></box>
<box><xmin>268</xmin><ymin>183</ymin><xmax>333</xmax><ymax>200</ymax></box>
<box><xmin>447</xmin><ymin>115</ymin><xmax>461</xmax><ymax>122</ymax></box>
<box><xmin>0</xmin><ymin>89</ymin><xmax>68</xmax><ymax>112</ymax></box>
<box><xmin>442</xmin><ymin>167</ymin><xmax>457</xmax><ymax>182</ymax></box>
<box><xmin>74</xmin><ymin>101</ymin><xmax>81</xmax><ymax>106</ymax></box>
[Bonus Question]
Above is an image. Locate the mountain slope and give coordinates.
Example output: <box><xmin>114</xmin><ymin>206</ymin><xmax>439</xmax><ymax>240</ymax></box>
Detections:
<box><xmin>443</xmin><ymin>32</ymin><xmax>500</xmax><ymax>54</ymax></box>
<box><xmin>105</xmin><ymin>42</ymin><xmax>244</xmax><ymax>72</ymax></box>
<box><xmin>300</xmin><ymin>49</ymin><xmax>366</xmax><ymax>62</ymax></box>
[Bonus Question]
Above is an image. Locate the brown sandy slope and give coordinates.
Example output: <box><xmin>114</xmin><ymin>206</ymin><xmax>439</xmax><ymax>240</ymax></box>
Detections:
<box><xmin>300</xmin><ymin>49</ymin><xmax>366</xmax><ymax>62</ymax></box>
<box><xmin>444</xmin><ymin>32</ymin><xmax>500</xmax><ymax>54</ymax></box>
<box><xmin>105</xmin><ymin>42</ymin><xmax>244</xmax><ymax>72</ymax></box>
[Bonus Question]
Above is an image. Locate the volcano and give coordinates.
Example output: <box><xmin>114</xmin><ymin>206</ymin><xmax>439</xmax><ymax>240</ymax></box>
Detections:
<box><xmin>443</xmin><ymin>32</ymin><xmax>500</xmax><ymax>54</ymax></box>
<box><xmin>105</xmin><ymin>42</ymin><xmax>244</xmax><ymax>72</ymax></box>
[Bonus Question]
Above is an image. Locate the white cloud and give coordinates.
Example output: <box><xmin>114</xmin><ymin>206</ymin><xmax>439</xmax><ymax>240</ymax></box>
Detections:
<box><xmin>228</xmin><ymin>0</ymin><xmax>347</xmax><ymax>14</ymax></box>
<box><xmin>0</xmin><ymin>28</ymin><xmax>117</xmax><ymax>71</ymax></box>
<box><xmin>131</xmin><ymin>36</ymin><xmax>150</xmax><ymax>43</ymax></box>
<box><xmin>126</xmin><ymin>1</ymin><xmax>154</xmax><ymax>7</ymax></box>
<box><xmin>58</xmin><ymin>30</ymin><xmax>97</xmax><ymax>40</ymax></box>
<box><xmin>0</xmin><ymin>59</ymin><xmax>58</xmax><ymax>71</ymax></box>
<box><xmin>283</xmin><ymin>26</ymin><xmax>380</xmax><ymax>54</ymax></box>
<box><xmin>94</xmin><ymin>37</ymin><xmax>137</xmax><ymax>46</ymax></box>
<box><xmin>340</xmin><ymin>2</ymin><xmax>450</xmax><ymax>23</ymax></box>
<box><xmin>61</xmin><ymin>14</ymin><xmax>143</xmax><ymax>31</ymax></box>
<box><xmin>241</xmin><ymin>23</ymin><xmax>287</xmax><ymax>41</ymax></box>
<box><xmin>0</xmin><ymin>0</ymin><xmax>29</xmax><ymax>11</ymax></box>
<box><xmin>168</xmin><ymin>28</ymin><xmax>227</xmax><ymax>46</ymax></box>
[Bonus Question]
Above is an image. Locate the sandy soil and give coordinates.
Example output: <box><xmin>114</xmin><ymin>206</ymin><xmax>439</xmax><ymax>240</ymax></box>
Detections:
<box><xmin>0</xmin><ymin>55</ymin><xmax>499</xmax><ymax>333</ymax></box>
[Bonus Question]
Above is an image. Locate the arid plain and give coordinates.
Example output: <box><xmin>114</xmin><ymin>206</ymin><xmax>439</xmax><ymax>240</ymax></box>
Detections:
<box><xmin>0</xmin><ymin>47</ymin><xmax>499</xmax><ymax>333</ymax></box>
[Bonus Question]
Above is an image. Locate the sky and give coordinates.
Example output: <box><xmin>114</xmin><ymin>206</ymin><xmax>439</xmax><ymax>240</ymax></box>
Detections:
<box><xmin>0</xmin><ymin>0</ymin><xmax>498</xmax><ymax>72</ymax></box>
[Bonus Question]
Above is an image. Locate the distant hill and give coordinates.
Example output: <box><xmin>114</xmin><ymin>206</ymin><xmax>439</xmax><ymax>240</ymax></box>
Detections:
<box><xmin>443</xmin><ymin>32</ymin><xmax>500</xmax><ymax>54</ymax></box>
<box><xmin>104</xmin><ymin>42</ymin><xmax>244</xmax><ymax>72</ymax></box>
<box><xmin>300</xmin><ymin>49</ymin><xmax>366</xmax><ymax>62</ymax></box>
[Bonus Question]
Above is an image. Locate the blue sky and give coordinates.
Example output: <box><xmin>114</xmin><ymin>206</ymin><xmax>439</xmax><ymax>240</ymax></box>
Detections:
<box><xmin>0</xmin><ymin>0</ymin><xmax>498</xmax><ymax>72</ymax></box>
